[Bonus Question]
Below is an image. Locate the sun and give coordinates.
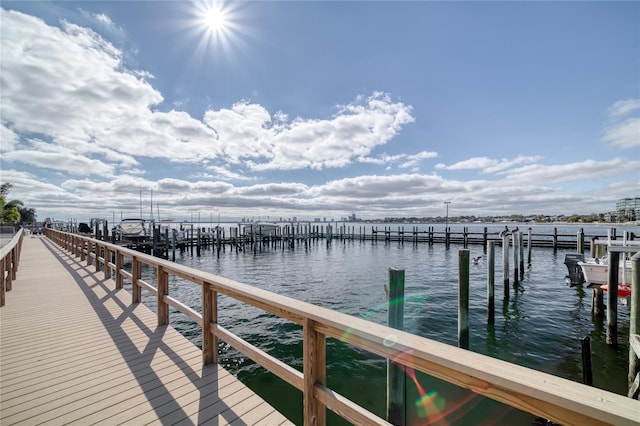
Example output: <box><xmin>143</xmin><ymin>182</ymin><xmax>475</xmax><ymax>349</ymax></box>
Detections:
<box><xmin>186</xmin><ymin>1</ymin><xmax>247</xmax><ymax>58</ymax></box>
<box><xmin>203</xmin><ymin>7</ymin><xmax>227</xmax><ymax>32</ymax></box>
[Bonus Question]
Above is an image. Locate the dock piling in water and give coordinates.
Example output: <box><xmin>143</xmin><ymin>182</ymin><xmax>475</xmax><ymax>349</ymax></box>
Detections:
<box><xmin>459</xmin><ymin>249</ymin><xmax>470</xmax><ymax>349</ymax></box>
<box><xmin>629</xmin><ymin>252</ymin><xmax>640</xmax><ymax>390</ymax></box>
<box><xmin>512</xmin><ymin>232</ymin><xmax>519</xmax><ymax>286</ymax></box>
<box><xmin>581</xmin><ymin>336</ymin><xmax>593</xmax><ymax>386</ymax></box>
<box><xmin>487</xmin><ymin>241</ymin><xmax>495</xmax><ymax>324</ymax></box>
<box><xmin>502</xmin><ymin>232</ymin><xmax>510</xmax><ymax>299</ymax></box>
<box><xmin>606</xmin><ymin>251</ymin><xmax>619</xmax><ymax>347</ymax></box>
<box><xmin>386</xmin><ymin>267</ymin><xmax>406</xmax><ymax>426</ymax></box>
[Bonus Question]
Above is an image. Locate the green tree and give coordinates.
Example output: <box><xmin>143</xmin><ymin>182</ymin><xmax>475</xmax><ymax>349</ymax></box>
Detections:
<box><xmin>18</xmin><ymin>206</ymin><xmax>37</xmax><ymax>224</ymax></box>
<box><xmin>0</xmin><ymin>182</ymin><xmax>23</xmax><ymax>224</ymax></box>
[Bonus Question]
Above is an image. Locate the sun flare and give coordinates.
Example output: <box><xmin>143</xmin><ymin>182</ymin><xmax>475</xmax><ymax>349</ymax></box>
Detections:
<box><xmin>203</xmin><ymin>7</ymin><xmax>227</xmax><ymax>32</ymax></box>
<box><xmin>187</xmin><ymin>1</ymin><xmax>247</xmax><ymax>58</ymax></box>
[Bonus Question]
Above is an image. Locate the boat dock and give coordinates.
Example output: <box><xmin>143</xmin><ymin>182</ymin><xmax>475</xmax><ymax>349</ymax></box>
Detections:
<box><xmin>2</xmin><ymin>229</ymin><xmax>639</xmax><ymax>425</ymax></box>
<box><xmin>40</xmin><ymin>221</ymin><xmax>630</xmax><ymax>259</ymax></box>
<box><xmin>0</xmin><ymin>235</ymin><xmax>291</xmax><ymax>425</ymax></box>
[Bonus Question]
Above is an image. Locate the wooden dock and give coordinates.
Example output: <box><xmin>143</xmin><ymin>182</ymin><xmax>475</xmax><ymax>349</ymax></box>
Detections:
<box><xmin>0</xmin><ymin>235</ymin><xmax>292</xmax><ymax>425</ymax></box>
<box><xmin>3</xmin><ymin>229</ymin><xmax>639</xmax><ymax>425</ymax></box>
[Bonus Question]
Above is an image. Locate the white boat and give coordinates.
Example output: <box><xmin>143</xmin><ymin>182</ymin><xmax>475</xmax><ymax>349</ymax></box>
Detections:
<box><xmin>577</xmin><ymin>257</ymin><xmax>632</xmax><ymax>286</ymax></box>
<box><xmin>254</xmin><ymin>221</ymin><xmax>279</xmax><ymax>236</ymax></box>
<box><xmin>115</xmin><ymin>218</ymin><xmax>148</xmax><ymax>242</ymax></box>
<box><xmin>241</xmin><ymin>221</ymin><xmax>280</xmax><ymax>237</ymax></box>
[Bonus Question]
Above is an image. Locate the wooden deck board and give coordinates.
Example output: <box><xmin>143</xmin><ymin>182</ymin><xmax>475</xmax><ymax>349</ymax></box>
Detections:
<box><xmin>0</xmin><ymin>236</ymin><xmax>293</xmax><ymax>425</ymax></box>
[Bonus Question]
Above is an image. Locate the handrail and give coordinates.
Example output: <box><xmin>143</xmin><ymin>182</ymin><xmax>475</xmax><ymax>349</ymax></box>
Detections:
<box><xmin>43</xmin><ymin>228</ymin><xmax>640</xmax><ymax>425</ymax></box>
<box><xmin>0</xmin><ymin>228</ymin><xmax>24</xmax><ymax>306</ymax></box>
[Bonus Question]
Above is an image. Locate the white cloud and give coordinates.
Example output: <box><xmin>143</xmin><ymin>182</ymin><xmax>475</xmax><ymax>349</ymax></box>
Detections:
<box><xmin>436</xmin><ymin>155</ymin><xmax>542</xmax><ymax>174</ymax></box>
<box><xmin>602</xmin><ymin>98</ymin><xmax>640</xmax><ymax>150</ymax></box>
<box><xmin>0</xmin><ymin>123</ymin><xmax>19</xmax><ymax>151</ymax></box>
<box><xmin>398</xmin><ymin>151</ymin><xmax>439</xmax><ymax>169</ymax></box>
<box><xmin>1</xmin><ymin>8</ymin><xmax>637</xmax><ymax>221</ymax></box>
<box><xmin>3</xmin><ymin>144</ymin><xmax>115</xmax><ymax>176</ymax></box>
<box><xmin>502</xmin><ymin>158</ymin><xmax>639</xmax><ymax>184</ymax></box>
<box><xmin>1</xmin><ymin>10</ymin><xmax>415</xmax><ymax>176</ymax></box>
<box><xmin>602</xmin><ymin>117</ymin><xmax>640</xmax><ymax>150</ymax></box>
<box><xmin>205</xmin><ymin>93</ymin><xmax>415</xmax><ymax>171</ymax></box>
<box><xmin>607</xmin><ymin>98</ymin><xmax>640</xmax><ymax>118</ymax></box>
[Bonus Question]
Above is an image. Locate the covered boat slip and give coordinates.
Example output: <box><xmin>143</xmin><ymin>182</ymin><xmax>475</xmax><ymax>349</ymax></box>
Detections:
<box><xmin>0</xmin><ymin>235</ymin><xmax>291</xmax><ymax>425</ymax></box>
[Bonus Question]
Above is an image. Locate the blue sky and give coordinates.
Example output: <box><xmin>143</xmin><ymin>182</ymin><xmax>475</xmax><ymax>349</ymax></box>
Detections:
<box><xmin>1</xmin><ymin>1</ymin><xmax>638</xmax><ymax>222</ymax></box>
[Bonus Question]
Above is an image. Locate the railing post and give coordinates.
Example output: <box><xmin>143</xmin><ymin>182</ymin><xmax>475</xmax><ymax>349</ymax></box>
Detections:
<box><xmin>115</xmin><ymin>251</ymin><xmax>124</xmax><ymax>289</ymax></box>
<box><xmin>303</xmin><ymin>318</ymin><xmax>326</xmax><ymax>426</ymax></box>
<box><xmin>6</xmin><ymin>250</ymin><xmax>13</xmax><ymax>292</ymax></box>
<box><xmin>96</xmin><ymin>243</ymin><xmax>103</xmax><ymax>273</ymax></box>
<box><xmin>459</xmin><ymin>249</ymin><xmax>470</xmax><ymax>349</ymax></box>
<box><xmin>157</xmin><ymin>265</ymin><xmax>169</xmax><ymax>325</ymax></box>
<box><xmin>132</xmin><ymin>256</ymin><xmax>141</xmax><ymax>303</ymax></box>
<box><xmin>11</xmin><ymin>244</ymin><xmax>19</xmax><ymax>279</ymax></box>
<box><xmin>387</xmin><ymin>268</ymin><xmax>405</xmax><ymax>426</ymax></box>
<box><xmin>202</xmin><ymin>283</ymin><xmax>218</xmax><ymax>365</ymax></box>
<box><xmin>86</xmin><ymin>240</ymin><xmax>93</xmax><ymax>267</ymax></box>
<box><xmin>1</xmin><ymin>256</ymin><xmax>6</xmax><ymax>307</ymax></box>
<box><xmin>103</xmin><ymin>246</ymin><xmax>111</xmax><ymax>280</ymax></box>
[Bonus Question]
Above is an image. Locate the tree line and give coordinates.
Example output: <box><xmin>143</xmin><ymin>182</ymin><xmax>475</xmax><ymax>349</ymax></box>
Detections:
<box><xmin>0</xmin><ymin>182</ymin><xmax>37</xmax><ymax>225</ymax></box>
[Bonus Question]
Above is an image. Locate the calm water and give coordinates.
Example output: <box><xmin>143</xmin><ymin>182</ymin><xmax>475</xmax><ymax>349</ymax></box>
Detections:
<box><xmin>132</xmin><ymin>223</ymin><xmax>638</xmax><ymax>425</ymax></box>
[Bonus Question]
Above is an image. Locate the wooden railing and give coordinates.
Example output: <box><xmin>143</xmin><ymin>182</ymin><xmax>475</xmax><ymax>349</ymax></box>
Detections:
<box><xmin>0</xmin><ymin>228</ymin><xmax>24</xmax><ymax>307</ymax></box>
<box><xmin>44</xmin><ymin>228</ymin><xmax>640</xmax><ymax>426</ymax></box>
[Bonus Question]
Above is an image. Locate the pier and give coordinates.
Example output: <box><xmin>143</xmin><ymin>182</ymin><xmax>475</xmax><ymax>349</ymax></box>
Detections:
<box><xmin>0</xmin><ymin>233</ymin><xmax>291</xmax><ymax>425</ymax></box>
<box><xmin>52</xmin><ymin>220</ymin><xmax>632</xmax><ymax>259</ymax></box>
<box><xmin>2</xmin><ymin>229</ymin><xmax>640</xmax><ymax>425</ymax></box>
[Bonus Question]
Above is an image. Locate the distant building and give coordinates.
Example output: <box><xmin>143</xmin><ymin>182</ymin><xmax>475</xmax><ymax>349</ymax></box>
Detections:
<box><xmin>614</xmin><ymin>197</ymin><xmax>639</xmax><ymax>221</ymax></box>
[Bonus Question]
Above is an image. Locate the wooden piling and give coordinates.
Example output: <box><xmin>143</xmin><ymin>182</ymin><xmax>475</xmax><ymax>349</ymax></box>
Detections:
<box><xmin>487</xmin><ymin>241</ymin><xmax>495</xmax><ymax>324</ymax></box>
<box><xmin>502</xmin><ymin>232</ymin><xmax>510</xmax><ymax>299</ymax></box>
<box><xmin>445</xmin><ymin>226</ymin><xmax>450</xmax><ymax>248</ymax></box>
<box><xmin>606</xmin><ymin>251</ymin><xmax>619</xmax><ymax>346</ymax></box>
<box><xmin>592</xmin><ymin>288</ymin><xmax>605</xmax><ymax>318</ymax></box>
<box><xmin>581</xmin><ymin>336</ymin><xmax>593</xmax><ymax>386</ymax></box>
<box><xmin>629</xmin><ymin>253</ymin><xmax>640</xmax><ymax>389</ymax></box>
<box><xmin>577</xmin><ymin>229</ymin><xmax>585</xmax><ymax>255</ymax></box>
<box><xmin>172</xmin><ymin>230</ymin><xmax>176</xmax><ymax>261</ymax></box>
<box><xmin>197</xmin><ymin>227</ymin><xmax>201</xmax><ymax>256</ymax></box>
<box><xmin>527</xmin><ymin>228</ymin><xmax>532</xmax><ymax>266</ymax></box>
<box><xmin>459</xmin><ymin>249</ymin><xmax>470</xmax><ymax>349</ymax></box>
<box><xmin>513</xmin><ymin>232</ymin><xmax>519</xmax><ymax>285</ymax></box>
<box><xmin>519</xmin><ymin>231</ymin><xmax>525</xmax><ymax>279</ymax></box>
<box><xmin>190</xmin><ymin>224</ymin><xmax>194</xmax><ymax>256</ymax></box>
<box><xmin>386</xmin><ymin>268</ymin><xmax>406</xmax><ymax>426</ymax></box>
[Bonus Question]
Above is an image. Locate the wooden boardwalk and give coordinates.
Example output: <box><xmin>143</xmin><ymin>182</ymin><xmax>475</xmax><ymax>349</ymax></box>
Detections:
<box><xmin>0</xmin><ymin>235</ymin><xmax>292</xmax><ymax>425</ymax></box>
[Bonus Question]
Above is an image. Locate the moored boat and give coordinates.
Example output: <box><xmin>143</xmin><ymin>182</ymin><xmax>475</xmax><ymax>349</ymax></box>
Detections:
<box><xmin>115</xmin><ymin>218</ymin><xmax>148</xmax><ymax>243</ymax></box>
<box><xmin>577</xmin><ymin>257</ymin><xmax>632</xmax><ymax>286</ymax></box>
<box><xmin>241</xmin><ymin>221</ymin><xmax>280</xmax><ymax>237</ymax></box>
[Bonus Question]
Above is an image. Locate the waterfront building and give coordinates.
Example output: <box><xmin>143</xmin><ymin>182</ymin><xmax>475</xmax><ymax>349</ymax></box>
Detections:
<box><xmin>615</xmin><ymin>197</ymin><xmax>640</xmax><ymax>221</ymax></box>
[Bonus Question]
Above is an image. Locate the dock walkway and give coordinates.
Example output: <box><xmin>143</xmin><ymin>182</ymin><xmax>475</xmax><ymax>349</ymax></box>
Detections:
<box><xmin>0</xmin><ymin>235</ymin><xmax>292</xmax><ymax>425</ymax></box>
